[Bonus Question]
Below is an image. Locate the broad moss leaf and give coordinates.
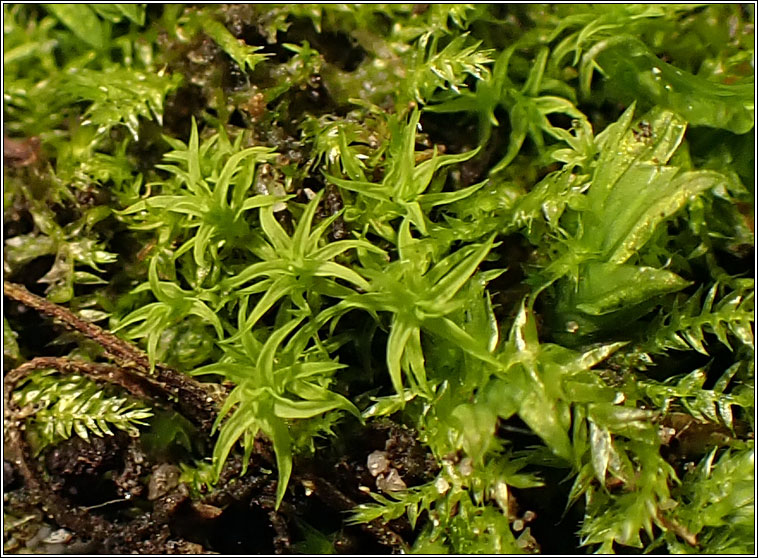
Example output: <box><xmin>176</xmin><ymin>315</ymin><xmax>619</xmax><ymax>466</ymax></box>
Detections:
<box><xmin>582</xmin><ymin>35</ymin><xmax>754</xmax><ymax>134</ymax></box>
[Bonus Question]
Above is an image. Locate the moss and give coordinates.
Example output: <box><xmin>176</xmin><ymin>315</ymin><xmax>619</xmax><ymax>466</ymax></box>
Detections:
<box><xmin>3</xmin><ymin>4</ymin><xmax>754</xmax><ymax>554</ymax></box>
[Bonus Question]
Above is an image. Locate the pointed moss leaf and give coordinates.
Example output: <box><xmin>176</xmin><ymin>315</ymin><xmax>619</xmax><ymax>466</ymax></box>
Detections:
<box><xmin>260</xmin><ymin>206</ymin><xmax>293</xmax><ymax>255</ymax></box>
<box><xmin>188</xmin><ymin>299</ymin><xmax>224</xmax><ymax>338</ymax></box>
<box><xmin>91</xmin><ymin>5</ymin><xmax>146</xmax><ymax>25</ymax></box>
<box><xmin>212</xmin><ymin>400</ymin><xmax>260</xmax><ymax>479</ymax></box>
<box><xmin>587</xmin><ymin>403</ymin><xmax>657</xmax><ymax>441</ymax></box>
<box><xmin>588</xmin><ymin>106</ymin><xmax>686</xmax><ymax>222</ymax></box>
<box><xmin>412</xmin><ymin>147</ymin><xmax>479</xmax><ymax>198</ymax></box>
<box><xmin>386</xmin><ymin>317</ymin><xmax>414</xmax><ymax>394</ymax></box>
<box><xmin>574</xmin><ymin>263</ymin><xmax>691</xmax><ymax>316</ymax></box>
<box><xmin>199</xmin><ymin>16</ymin><xmax>270</xmax><ymax>73</ymax></box>
<box><xmin>417</xmin><ymin>179</ymin><xmax>487</xmax><ymax>208</ymax></box>
<box><xmin>312</xmin><ymin>239</ymin><xmax>384</xmax><ymax>262</ymax></box>
<box><xmin>256</xmin><ymin>318</ymin><xmax>303</xmax><ymax>382</ymax></box>
<box><xmin>582</xmin><ymin>35</ymin><xmax>754</xmax><ymax>134</ymax></box>
<box><xmin>363</xmin><ymin>392</ymin><xmax>417</xmax><ymax>419</ymax></box>
<box><xmin>193</xmin><ymin>224</ymin><xmax>215</xmax><ymax>270</ymax></box>
<box><xmin>214</xmin><ymin>147</ymin><xmax>276</xmax><ymax>208</ymax></box>
<box><xmin>311</xmin><ymin>261</ymin><xmax>371</xmax><ymax>291</ymax></box>
<box><xmin>515</xmin><ymin>368</ymin><xmax>574</xmax><ymax>461</ymax></box>
<box><xmin>45</xmin><ymin>4</ymin><xmax>106</xmax><ymax>50</ymax></box>
<box><xmin>589</xmin><ymin>420</ymin><xmax>612</xmax><ymax>485</ymax></box>
<box><xmin>265</xmin><ymin>416</ymin><xmax>293</xmax><ymax>509</ymax></box>
<box><xmin>291</xmin><ymin>193</ymin><xmax>324</xmax><ymax>259</ymax></box>
<box><xmin>143</xmin><ymin>196</ymin><xmax>207</xmax><ymax>217</ymax></box>
<box><xmin>451</xmin><ymin>402</ymin><xmax>497</xmax><ymax>464</ymax></box>
<box><xmin>424</xmin><ymin>317</ymin><xmax>498</xmax><ymax>366</ymax></box>
<box><xmin>271</xmin><ymin>397</ymin><xmax>340</xmax><ymax>420</ymax></box>
<box><xmin>428</xmin><ymin>235</ymin><xmax>495</xmax><ymax>304</ymax></box>
<box><xmin>605</xmin><ymin>169</ymin><xmax>727</xmax><ymax>264</ymax></box>
<box><xmin>4</xmin><ymin>318</ymin><xmax>20</xmax><ymax>361</ymax></box>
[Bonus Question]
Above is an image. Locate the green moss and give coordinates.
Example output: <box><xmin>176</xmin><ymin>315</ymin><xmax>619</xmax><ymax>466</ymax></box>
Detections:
<box><xmin>4</xmin><ymin>4</ymin><xmax>753</xmax><ymax>554</ymax></box>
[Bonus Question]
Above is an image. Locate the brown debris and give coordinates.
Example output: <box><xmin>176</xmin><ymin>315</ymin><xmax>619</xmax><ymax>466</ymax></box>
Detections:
<box><xmin>4</xmin><ymin>135</ymin><xmax>41</xmax><ymax>168</ymax></box>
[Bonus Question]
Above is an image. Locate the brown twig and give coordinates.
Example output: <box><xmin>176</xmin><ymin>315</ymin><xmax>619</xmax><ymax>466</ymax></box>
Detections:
<box><xmin>4</xmin><ymin>281</ymin><xmax>150</xmax><ymax>369</ymax></box>
<box><xmin>3</xmin><ymin>281</ymin><xmax>224</xmax><ymax>431</ymax></box>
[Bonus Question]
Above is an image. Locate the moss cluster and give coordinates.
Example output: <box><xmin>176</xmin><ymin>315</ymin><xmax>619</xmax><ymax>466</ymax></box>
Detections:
<box><xmin>3</xmin><ymin>4</ymin><xmax>754</xmax><ymax>554</ymax></box>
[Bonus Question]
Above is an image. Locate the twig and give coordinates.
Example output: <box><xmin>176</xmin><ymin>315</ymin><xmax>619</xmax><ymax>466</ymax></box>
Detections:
<box><xmin>3</xmin><ymin>282</ymin><xmax>224</xmax><ymax>431</ymax></box>
<box><xmin>4</xmin><ymin>281</ymin><xmax>150</xmax><ymax>369</ymax></box>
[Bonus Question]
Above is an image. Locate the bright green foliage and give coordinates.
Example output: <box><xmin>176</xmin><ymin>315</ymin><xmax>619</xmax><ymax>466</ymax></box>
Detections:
<box><xmin>636</xmin><ymin>363</ymin><xmax>754</xmax><ymax>430</ymax></box>
<box><xmin>581</xmin><ymin>35</ymin><xmax>754</xmax><ymax>134</ymax></box>
<box><xmin>577</xmin><ymin>433</ymin><xmax>677</xmax><ymax>551</ymax></box>
<box><xmin>321</xmin><ymin>220</ymin><xmax>497</xmax><ymax>396</ymax></box>
<box><xmin>222</xmin><ymin>190</ymin><xmax>381</xmax><ymax>333</ymax></box>
<box><xmin>430</xmin><ymin>43</ymin><xmax>588</xmax><ymax>173</ymax></box>
<box><xmin>660</xmin><ymin>446</ymin><xmax>755</xmax><ymax>554</ymax></box>
<box><xmin>3</xmin><ymin>3</ymin><xmax>754</xmax><ymax>554</ymax></box>
<box><xmin>494</xmin><ymin>302</ymin><xmax>626</xmax><ymax>461</ymax></box>
<box><xmin>13</xmin><ymin>369</ymin><xmax>153</xmax><ymax>455</ymax></box>
<box><xmin>401</xmin><ymin>34</ymin><xmax>494</xmax><ymax>105</ymax></box>
<box><xmin>113</xmin><ymin>258</ymin><xmax>223</xmax><ymax>369</ymax></box>
<box><xmin>187</xmin><ymin>13</ymin><xmax>269</xmax><ymax>73</ymax></box>
<box><xmin>535</xmin><ymin>104</ymin><xmax>735</xmax><ymax>344</ymax></box>
<box><xmin>4</xmin><ymin>319</ymin><xmax>21</xmax><ymax>363</ymax></box>
<box><xmin>62</xmin><ymin>68</ymin><xmax>183</xmax><ymax>140</ymax></box>
<box><xmin>301</xmin><ymin>112</ymin><xmax>384</xmax><ymax>179</ymax></box>
<box><xmin>119</xmin><ymin>119</ymin><xmax>281</xmax><ymax>281</ymax></box>
<box><xmin>328</xmin><ymin>110</ymin><xmax>485</xmax><ymax>239</ymax></box>
<box><xmin>351</xmin><ymin>456</ymin><xmax>536</xmax><ymax>554</ymax></box>
<box><xmin>43</xmin><ymin>4</ymin><xmax>146</xmax><ymax>50</ymax></box>
<box><xmin>4</xmin><ymin>192</ymin><xmax>117</xmax><ymax>303</ymax></box>
<box><xmin>191</xmin><ymin>316</ymin><xmax>360</xmax><ymax>508</ymax></box>
<box><xmin>639</xmin><ymin>284</ymin><xmax>755</xmax><ymax>357</ymax></box>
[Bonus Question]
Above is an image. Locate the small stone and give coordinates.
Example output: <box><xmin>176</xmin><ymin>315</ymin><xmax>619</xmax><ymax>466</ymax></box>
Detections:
<box><xmin>148</xmin><ymin>464</ymin><xmax>181</xmax><ymax>500</ymax></box>
<box><xmin>366</xmin><ymin>450</ymin><xmax>390</xmax><ymax>477</ymax></box>
<box><xmin>376</xmin><ymin>468</ymin><xmax>407</xmax><ymax>493</ymax></box>
<box><xmin>191</xmin><ymin>502</ymin><xmax>223</xmax><ymax>519</ymax></box>
<box><xmin>42</xmin><ymin>528</ymin><xmax>72</xmax><ymax>544</ymax></box>
<box><xmin>659</xmin><ymin>426</ymin><xmax>677</xmax><ymax>445</ymax></box>
<box><xmin>301</xmin><ymin>479</ymin><xmax>315</xmax><ymax>496</ymax></box>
